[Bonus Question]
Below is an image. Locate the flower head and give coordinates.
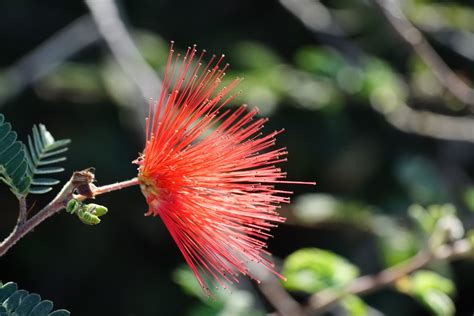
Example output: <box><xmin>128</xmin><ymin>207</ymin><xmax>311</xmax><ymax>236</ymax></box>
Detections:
<box><xmin>136</xmin><ymin>42</ymin><xmax>313</xmax><ymax>293</ymax></box>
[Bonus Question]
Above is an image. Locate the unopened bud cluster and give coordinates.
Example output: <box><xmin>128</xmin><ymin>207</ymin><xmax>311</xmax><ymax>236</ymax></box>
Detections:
<box><xmin>66</xmin><ymin>199</ymin><xmax>108</xmax><ymax>225</ymax></box>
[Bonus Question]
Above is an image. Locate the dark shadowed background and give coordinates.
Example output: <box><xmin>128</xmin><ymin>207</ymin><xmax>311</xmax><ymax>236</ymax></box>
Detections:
<box><xmin>2</xmin><ymin>0</ymin><xmax>474</xmax><ymax>315</ymax></box>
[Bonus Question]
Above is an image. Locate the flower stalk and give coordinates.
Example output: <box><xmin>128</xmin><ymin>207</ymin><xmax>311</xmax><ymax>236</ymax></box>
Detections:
<box><xmin>80</xmin><ymin>177</ymin><xmax>139</xmax><ymax>199</ymax></box>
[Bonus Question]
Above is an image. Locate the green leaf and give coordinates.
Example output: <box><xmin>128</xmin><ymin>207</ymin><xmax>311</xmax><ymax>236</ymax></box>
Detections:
<box><xmin>14</xmin><ymin>293</ymin><xmax>41</xmax><ymax>315</ymax></box>
<box><xmin>408</xmin><ymin>204</ymin><xmax>458</xmax><ymax>236</ymax></box>
<box><xmin>28</xmin><ymin>187</ymin><xmax>53</xmax><ymax>194</ymax></box>
<box><xmin>172</xmin><ymin>265</ymin><xmax>227</xmax><ymax>306</ymax></box>
<box><xmin>408</xmin><ymin>2</ymin><xmax>474</xmax><ymax>33</ymax></box>
<box><xmin>3</xmin><ymin>290</ymin><xmax>27</xmax><ymax>312</ymax></box>
<box><xmin>282</xmin><ymin>248</ymin><xmax>359</xmax><ymax>293</ymax></box>
<box><xmin>0</xmin><ymin>114</ymin><xmax>30</xmax><ymax>197</ymax></box>
<box><xmin>29</xmin><ymin>300</ymin><xmax>53</xmax><ymax>316</ymax></box>
<box><xmin>462</xmin><ymin>186</ymin><xmax>474</xmax><ymax>212</ymax></box>
<box><xmin>418</xmin><ymin>290</ymin><xmax>454</xmax><ymax>316</ymax></box>
<box><xmin>409</xmin><ymin>204</ymin><xmax>438</xmax><ymax>235</ymax></box>
<box><xmin>341</xmin><ymin>295</ymin><xmax>369</xmax><ymax>316</ymax></box>
<box><xmin>0</xmin><ymin>115</ymin><xmax>70</xmax><ymax>197</ymax></box>
<box><xmin>231</xmin><ymin>41</ymin><xmax>282</xmax><ymax>70</ymax></box>
<box><xmin>357</xmin><ymin>58</ymin><xmax>410</xmax><ymax>114</ymax></box>
<box><xmin>31</xmin><ymin>178</ymin><xmax>60</xmax><ymax>186</ymax></box>
<box><xmin>37</xmin><ymin>157</ymin><xmax>66</xmax><ymax>166</ymax></box>
<box><xmin>173</xmin><ymin>266</ymin><xmax>217</xmax><ymax>303</ymax></box>
<box><xmin>467</xmin><ymin>230</ymin><xmax>474</xmax><ymax>247</ymax></box>
<box><xmin>410</xmin><ymin>271</ymin><xmax>455</xmax><ymax>296</ymax></box>
<box><xmin>173</xmin><ymin>266</ymin><xmax>264</xmax><ymax>316</ymax></box>
<box><xmin>41</xmin><ymin>148</ymin><xmax>68</xmax><ymax>159</ymax></box>
<box><xmin>374</xmin><ymin>216</ymin><xmax>418</xmax><ymax>267</ymax></box>
<box><xmin>33</xmin><ymin>167</ymin><xmax>65</xmax><ymax>175</ymax></box>
<box><xmin>408</xmin><ymin>204</ymin><xmax>464</xmax><ymax>249</ymax></box>
<box><xmin>0</xmin><ymin>131</ymin><xmax>16</xmax><ymax>153</ymax></box>
<box><xmin>0</xmin><ymin>283</ymin><xmax>17</xmax><ymax>302</ymax></box>
<box><xmin>48</xmin><ymin>310</ymin><xmax>70</xmax><ymax>316</ymax></box>
<box><xmin>25</xmin><ymin>124</ymin><xmax>70</xmax><ymax>195</ymax></box>
<box><xmin>0</xmin><ymin>282</ymin><xmax>69</xmax><ymax>316</ymax></box>
<box><xmin>295</xmin><ymin>46</ymin><xmax>346</xmax><ymax>78</ymax></box>
<box><xmin>402</xmin><ymin>271</ymin><xmax>455</xmax><ymax>316</ymax></box>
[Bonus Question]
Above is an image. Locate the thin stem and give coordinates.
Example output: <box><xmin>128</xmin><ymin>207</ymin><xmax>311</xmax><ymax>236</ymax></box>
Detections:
<box><xmin>93</xmin><ymin>177</ymin><xmax>140</xmax><ymax>197</ymax></box>
<box><xmin>258</xmin><ymin>277</ymin><xmax>303</xmax><ymax>316</ymax></box>
<box><xmin>347</xmin><ymin>251</ymin><xmax>432</xmax><ymax>296</ymax></box>
<box><xmin>17</xmin><ymin>197</ymin><xmax>27</xmax><ymax>225</ymax></box>
<box><xmin>305</xmin><ymin>239</ymin><xmax>473</xmax><ymax>314</ymax></box>
<box><xmin>0</xmin><ymin>172</ymin><xmax>140</xmax><ymax>258</ymax></box>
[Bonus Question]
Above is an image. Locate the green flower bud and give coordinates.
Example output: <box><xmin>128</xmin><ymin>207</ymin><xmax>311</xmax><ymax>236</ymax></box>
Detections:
<box><xmin>66</xmin><ymin>200</ymin><xmax>107</xmax><ymax>225</ymax></box>
<box><xmin>87</xmin><ymin>203</ymin><xmax>108</xmax><ymax>217</ymax></box>
<box><xmin>66</xmin><ymin>199</ymin><xmax>81</xmax><ymax>214</ymax></box>
<box><xmin>77</xmin><ymin>208</ymin><xmax>101</xmax><ymax>225</ymax></box>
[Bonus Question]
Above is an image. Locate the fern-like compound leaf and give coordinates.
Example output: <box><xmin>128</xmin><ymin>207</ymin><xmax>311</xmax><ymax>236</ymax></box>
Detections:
<box><xmin>15</xmin><ymin>294</ymin><xmax>41</xmax><ymax>315</ymax></box>
<box><xmin>25</xmin><ymin>124</ymin><xmax>70</xmax><ymax>195</ymax></box>
<box><xmin>0</xmin><ymin>282</ymin><xmax>69</xmax><ymax>316</ymax></box>
<box><xmin>0</xmin><ymin>114</ymin><xmax>31</xmax><ymax>197</ymax></box>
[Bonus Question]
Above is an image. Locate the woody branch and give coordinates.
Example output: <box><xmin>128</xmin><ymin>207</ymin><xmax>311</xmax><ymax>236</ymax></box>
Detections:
<box><xmin>0</xmin><ymin>169</ymin><xmax>139</xmax><ymax>258</ymax></box>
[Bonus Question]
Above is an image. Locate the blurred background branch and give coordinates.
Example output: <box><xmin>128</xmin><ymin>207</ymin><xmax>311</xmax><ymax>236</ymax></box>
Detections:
<box><xmin>85</xmin><ymin>0</ymin><xmax>163</xmax><ymax>135</ymax></box>
<box><xmin>254</xmin><ymin>264</ymin><xmax>304</xmax><ymax>316</ymax></box>
<box><xmin>2</xmin><ymin>0</ymin><xmax>474</xmax><ymax>315</ymax></box>
<box><xmin>374</xmin><ymin>0</ymin><xmax>474</xmax><ymax>109</ymax></box>
<box><xmin>305</xmin><ymin>239</ymin><xmax>473</xmax><ymax>314</ymax></box>
<box><xmin>0</xmin><ymin>15</ymin><xmax>99</xmax><ymax>106</ymax></box>
<box><xmin>378</xmin><ymin>101</ymin><xmax>474</xmax><ymax>143</ymax></box>
<box><xmin>85</xmin><ymin>0</ymin><xmax>162</xmax><ymax>102</ymax></box>
<box><xmin>279</xmin><ymin>0</ymin><xmax>344</xmax><ymax>36</ymax></box>
<box><xmin>279</xmin><ymin>0</ymin><xmax>364</xmax><ymax>62</ymax></box>
<box><xmin>279</xmin><ymin>0</ymin><xmax>474</xmax><ymax>144</ymax></box>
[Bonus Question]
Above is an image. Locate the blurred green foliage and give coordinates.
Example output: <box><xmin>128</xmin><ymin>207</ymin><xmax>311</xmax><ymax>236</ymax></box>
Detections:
<box><xmin>398</xmin><ymin>270</ymin><xmax>455</xmax><ymax>316</ymax></box>
<box><xmin>341</xmin><ymin>295</ymin><xmax>369</xmax><ymax>316</ymax></box>
<box><xmin>2</xmin><ymin>0</ymin><xmax>474</xmax><ymax>315</ymax></box>
<box><xmin>172</xmin><ymin>266</ymin><xmax>263</xmax><ymax>316</ymax></box>
<box><xmin>282</xmin><ymin>248</ymin><xmax>359</xmax><ymax>293</ymax></box>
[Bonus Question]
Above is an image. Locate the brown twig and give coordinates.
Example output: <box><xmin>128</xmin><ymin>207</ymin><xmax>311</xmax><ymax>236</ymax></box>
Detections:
<box><xmin>257</xmin><ymin>273</ymin><xmax>303</xmax><ymax>316</ymax></box>
<box><xmin>0</xmin><ymin>170</ymin><xmax>139</xmax><ymax>258</ymax></box>
<box><xmin>373</xmin><ymin>0</ymin><xmax>474</xmax><ymax>108</ymax></box>
<box><xmin>305</xmin><ymin>239</ymin><xmax>473</xmax><ymax>314</ymax></box>
<box><xmin>17</xmin><ymin>197</ymin><xmax>28</xmax><ymax>225</ymax></box>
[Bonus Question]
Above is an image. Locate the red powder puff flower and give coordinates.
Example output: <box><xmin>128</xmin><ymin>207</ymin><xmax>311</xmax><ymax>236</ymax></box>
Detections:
<box><xmin>135</xmin><ymin>42</ymin><xmax>313</xmax><ymax>294</ymax></box>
